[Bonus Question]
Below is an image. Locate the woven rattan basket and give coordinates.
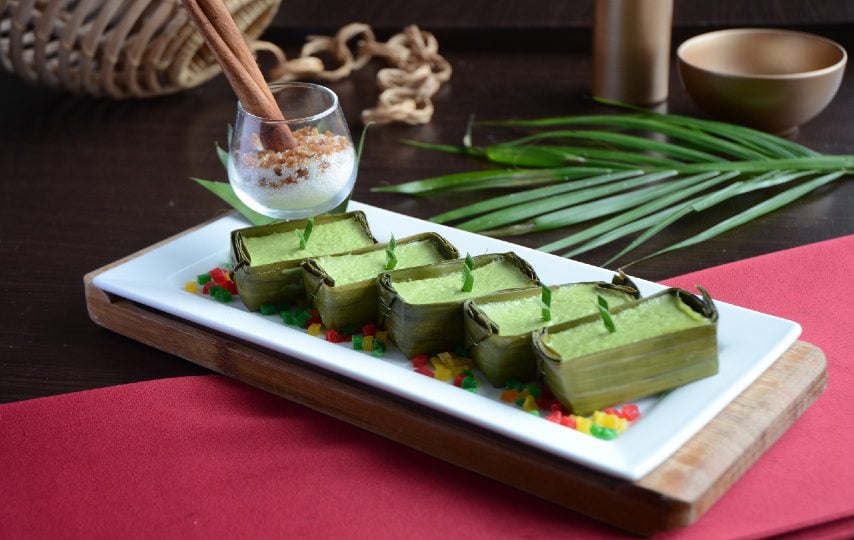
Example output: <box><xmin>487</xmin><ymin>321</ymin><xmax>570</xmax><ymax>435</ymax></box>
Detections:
<box><xmin>0</xmin><ymin>0</ymin><xmax>281</xmax><ymax>98</ymax></box>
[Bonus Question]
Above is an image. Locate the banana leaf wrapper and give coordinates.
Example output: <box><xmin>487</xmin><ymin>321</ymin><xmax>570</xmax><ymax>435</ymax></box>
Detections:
<box><xmin>302</xmin><ymin>233</ymin><xmax>459</xmax><ymax>330</ymax></box>
<box><xmin>378</xmin><ymin>252</ymin><xmax>540</xmax><ymax>358</ymax></box>
<box><xmin>231</xmin><ymin>211</ymin><xmax>376</xmax><ymax>311</ymax></box>
<box><xmin>533</xmin><ymin>287</ymin><xmax>718</xmax><ymax>416</ymax></box>
<box><xmin>464</xmin><ymin>273</ymin><xmax>640</xmax><ymax>387</ymax></box>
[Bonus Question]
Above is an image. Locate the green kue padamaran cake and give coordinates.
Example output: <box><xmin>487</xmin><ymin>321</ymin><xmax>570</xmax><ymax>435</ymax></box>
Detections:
<box><xmin>302</xmin><ymin>233</ymin><xmax>458</xmax><ymax>329</ymax></box>
<box><xmin>464</xmin><ymin>274</ymin><xmax>639</xmax><ymax>387</ymax></box>
<box><xmin>533</xmin><ymin>287</ymin><xmax>718</xmax><ymax>416</ymax></box>
<box><xmin>242</xmin><ymin>219</ymin><xmax>373</xmax><ymax>266</ymax></box>
<box><xmin>231</xmin><ymin>211</ymin><xmax>376</xmax><ymax>311</ymax></box>
<box><xmin>377</xmin><ymin>252</ymin><xmax>540</xmax><ymax>358</ymax></box>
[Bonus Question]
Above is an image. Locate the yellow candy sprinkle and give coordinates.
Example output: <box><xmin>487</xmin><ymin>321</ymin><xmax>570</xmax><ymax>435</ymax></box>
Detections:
<box><xmin>575</xmin><ymin>416</ymin><xmax>592</xmax><ymax>435</ymax></box>
<box><xmin>362</xmin><ymin>335</ymin><xmax>374</xmax><ymax>352</ymax></box>
<box><xmin>374</xmin><ymin>331</ymin><xmax>388</xmax><ymax>343</ymax></box>
<box><xmin>434</xmin><ymin>365</ymin><xmax>453</xmax><ymax>381</ymax></box>
<box><xmin>599</xmin><ymin>413</ymin><xmax>623</xmax><ymax>430</ymax></box>
<box><xmin>433</xmin><ymin>351</ymin><xmax>473</xmax><ymax>373</ymax></box>
<box><xmin>437</xmin><ymin>351</ymin><xmax>454</xmax><ymax>366</ymax></box>
<box><xmin>522</xmin><ymin>395</ymin><xmax>538</xmax><ymax>412</ymax></box>
<box><xmin>184</xmin><ymin>281</ymin><xmax>198</xmax><ymax>294</ymax></box>
<box><xmin>307</xmin><ymin>323</ymin><xmax>322</xmax><ymax>337</ymax></box>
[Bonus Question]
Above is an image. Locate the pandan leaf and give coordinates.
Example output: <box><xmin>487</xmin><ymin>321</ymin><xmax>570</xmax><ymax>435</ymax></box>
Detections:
<box><xmin>296</xmin><ymin>217</ymin><xmax>314</xmax><ymax>249</ymax></box>
<box><xmin>541</xmin><ymin>285</ymin><xmax>552</xmax><ymax>321</ymax></box>
<box><xmin>627</xmin><ymin>170</ymin><xmax>846</xmax><ymax>265</ymax></box>
<box><xmin>376</xmin><ymin>104</ymin><xmax>851</xmax><ymax>265</ymax></box>
<box><xmin>596</xmin><ymin>294</ymin><xmax>616</xmax><ymax>333</ymax></box>
<box><xmin>385</xmin><ymin>234</ymin><xmax>398</xmax><ymax>270</ymax></box>
<box><xmin>462</xmin><ymin>253</ymin><xmax>475</xmax><ymax>292</ymax></box>
<box><xmin>191</xmin><ymin>178</ymin><xmax>276</xmax><ymax>226</ymax></box>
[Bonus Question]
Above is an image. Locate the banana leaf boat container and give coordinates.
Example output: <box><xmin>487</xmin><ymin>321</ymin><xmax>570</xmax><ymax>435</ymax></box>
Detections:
<box><xmin>377</xmin><ymin>252</ymin><xmax>540</xmax><ymax>358</ymax></box>
<box><xmin>302</xmin><ymin>232</ymin><xmax>459</xmax><ymax>330</ymax></box>
<box><xmin>464</xmin><ymin>274</ymin><xmax>640</xmax><ymax>387</ymax></box>
<box><xmin>533</xmin><ymin>287</ymin><xmax>718</xmax><ymax>416</ymax></box>
<box><xmin>231</xmin><ymin>211</ymin><xmax>376</xmax><ymax>311</ymax></box>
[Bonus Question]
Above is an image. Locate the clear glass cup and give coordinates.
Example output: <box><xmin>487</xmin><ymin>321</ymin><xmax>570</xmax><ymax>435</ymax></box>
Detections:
<box><xmin>227</xmin><ymin>82</ymin><xmax>356</xmax><ymax>220</ymax></box>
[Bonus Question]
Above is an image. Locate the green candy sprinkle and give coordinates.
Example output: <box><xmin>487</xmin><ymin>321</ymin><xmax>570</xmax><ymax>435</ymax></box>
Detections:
<box><xmin>591</xmin><ymin>424</ymin><xmax>618</xmax><ymax>440</ymax></box>
<box><xmin>295</xmin><ymin>312</ymin><xmax>310</xmax><ymax>328</ymax></box>
<box><xmin>197</xmin><ymin>274</ymin><xmax>212</xmax><ymax>285</ymax></box>
<box><xmin>462</xmin><ymin>376</ymin><xmax>478</xmax><ymax>390</ymax></box>
<box><xmin>259</xmin><ymin>304</ymin><xmax>278</xmax><ymax>316</ymax></box>
<box><xmin>525</xmin><ymin>384</ymin><xmax>542</xmax><ymax>398</ymax></box>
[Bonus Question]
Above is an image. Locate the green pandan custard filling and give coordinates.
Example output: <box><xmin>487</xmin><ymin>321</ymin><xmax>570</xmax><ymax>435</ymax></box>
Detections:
<box><xmin>480</xmin><ymin>284</ymin><xmax>635</xmax><ymax>336</ymax></box>
<box><xmin>544</xmin><ymin>293</ymin><xmax>711</xmax><ymax>360</ymax></box>
<box><xmin>316</xmin><ymin>240</ymin><xmax>444</xmax><ymax>286</ymax></box>
<box><xmin>393</xmin><ymin>259</ymin><xmax>534</xmax><ymax>304</ymax></box>
<box><xmin>243</xmin><ymin>219</ymin><xmax>374</xmax><ymax>267</ymax></box>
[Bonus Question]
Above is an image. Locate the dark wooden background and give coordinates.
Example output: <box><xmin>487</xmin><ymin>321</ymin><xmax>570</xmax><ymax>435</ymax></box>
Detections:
<box><xmin>269</xmin><ymin>0</ymin><xmax>854</xmax><ymax>30</ymax></box>
<box><xmin>2</xmin><ymin>0</ymin><xmax>852</xmax><ymax>403</ymax></box>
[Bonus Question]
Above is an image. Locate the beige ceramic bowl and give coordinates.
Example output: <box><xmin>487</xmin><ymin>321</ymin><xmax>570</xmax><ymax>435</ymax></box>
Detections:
<box><xmin>677</xmin><ymin>28</ymin><xmax>847</xmax><ymax>134</ymax></box>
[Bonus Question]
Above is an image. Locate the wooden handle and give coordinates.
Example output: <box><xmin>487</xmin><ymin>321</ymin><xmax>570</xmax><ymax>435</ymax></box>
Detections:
<box><xmin>182</xmin><ymin>0</ymin><xmax>296</xmax><ymax>150</ymax></box>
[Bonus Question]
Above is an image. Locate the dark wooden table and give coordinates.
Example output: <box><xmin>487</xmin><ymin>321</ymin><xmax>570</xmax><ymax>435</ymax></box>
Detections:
<box><xmin>2</xmin><ymin>15</ymin><xmax>853</xmax><ymax>403</ymax></box>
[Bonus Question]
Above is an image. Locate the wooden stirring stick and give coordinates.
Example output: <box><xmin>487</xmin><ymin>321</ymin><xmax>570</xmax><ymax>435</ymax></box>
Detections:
<box><xmin>182</xmin><ymin>0</ymin><xmax>296</xmax><ymax>150</ymax></box>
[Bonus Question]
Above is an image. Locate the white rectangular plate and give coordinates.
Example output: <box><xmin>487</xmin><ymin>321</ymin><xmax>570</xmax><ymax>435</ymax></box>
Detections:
<box><xmin>93</xmin><ymin>201</ymin><xmax>801</xmax><ymax>481</ymax></box>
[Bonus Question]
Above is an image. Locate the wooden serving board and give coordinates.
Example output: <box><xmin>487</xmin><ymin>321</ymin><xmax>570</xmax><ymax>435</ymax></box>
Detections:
<box><xmin>83</xmin><ymin>223</ymin><xmax>827</xmax><ymax>535</ymax></box>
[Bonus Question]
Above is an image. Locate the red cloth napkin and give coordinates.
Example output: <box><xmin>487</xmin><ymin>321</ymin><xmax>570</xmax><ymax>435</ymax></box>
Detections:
<box><xmin>2</xmin><ymin>235</ymin><xmax>853</xmax><ymax>539</ymax></box>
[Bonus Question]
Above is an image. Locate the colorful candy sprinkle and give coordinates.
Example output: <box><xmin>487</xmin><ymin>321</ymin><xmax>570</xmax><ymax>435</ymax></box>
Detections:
<box><xmin>414</xmin><ymin>365</ymin><xmax>433</xmax><ymax>377</ymax></box>
<box><xmin>182</xmin><ymin>269</ymin><xmax>644</xmax><ymax>442</ymax></box>
<box><xmin>259</xmin><ymin>303</ymin><xmax>278</xmax><ymax>316</ymax></box>
<box><xmin>434</xmin><ymin>364</ymin><xmax>453</xmax><ymax>381</ymax></box>
<box><xmin>324</xmin><ymin>328</ymin><xmax>348</xmax><ymax>343</ymax></box>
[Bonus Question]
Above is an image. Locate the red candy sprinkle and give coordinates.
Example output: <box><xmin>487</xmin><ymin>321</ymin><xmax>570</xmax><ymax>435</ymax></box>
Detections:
<box><xmin>546</xmin><ymin>410</ymin><xmax>562</xmax><ymax>424</ymax></box>
<box><xmin>560</xmin><ymin>416</ymin><xmax>577</xmax><ymax>429</ymax></box>
<box><xmin>620</xmin><ymin>404</ymin><xmax>640</xmax><ymax>421</ymax></box>
<box><xmin>325</xmin><ymin>329</ymin><xmax>348</xmax><ymax>343</ymax></box>
<box><xmin>202</xmin><ymin>281</ymin><xmax>214</xmax><ymax>295</ymax></box>
<box><xmin>362</xmin><ymin>323</ymin><xmax>377</xmax><ymax>337</ymax></box>
<box><xmin>604</xmin><ymin>407</ymin><xmax>620</xmax><ymax>416</ymax></box>
<box><xmin>414</xmin><ymin>366</ymin><xmax>433</xmax><ymax>377</ymax></box>
<box><xmin>209</xmin><ymin>267</ymin><xmax>229</xmax><ymax>285</ymax></box>
<box><xmin>411</xmin><ymin>354</ymin><xmax>429</xmax><ymax>368</ymax></box>
<box><xmin>452</xmin><ymin>373</ymin><xmax>466</xmax><ymax>387</ymax></box>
